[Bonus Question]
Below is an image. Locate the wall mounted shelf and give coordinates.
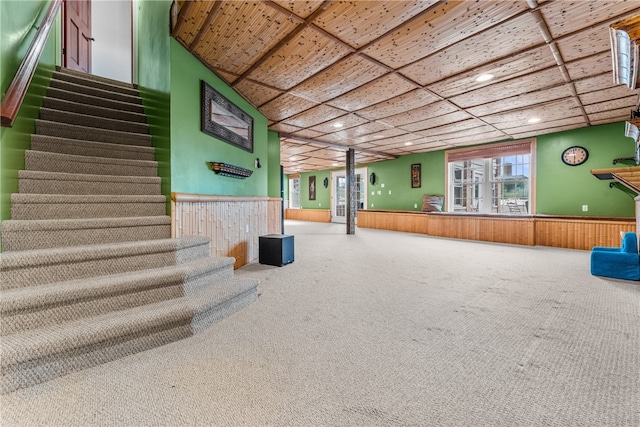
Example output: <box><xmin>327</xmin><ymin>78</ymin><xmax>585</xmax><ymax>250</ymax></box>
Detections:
<box><xmin>207</xmin><ymin>162</ymin><xmax>253</xmax><ymax>179</ymax></box>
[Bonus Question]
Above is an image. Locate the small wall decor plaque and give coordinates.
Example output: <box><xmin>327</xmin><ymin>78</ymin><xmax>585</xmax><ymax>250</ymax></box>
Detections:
<box><xmin>411</xmin><ymin>163</ymin><xmax>421</xmax><ymax>188</ymax></box>
<box><xmin>309</xmin><ymin>175</ymin><xmax>316</xmax><ymax>200</ymax></box>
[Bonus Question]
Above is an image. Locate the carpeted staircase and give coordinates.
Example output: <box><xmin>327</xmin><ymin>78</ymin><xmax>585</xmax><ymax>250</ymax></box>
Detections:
<box><xmin>0</xmin><ymin>68</ymin><xmax>259</xmax><ymax>394</ymax></box>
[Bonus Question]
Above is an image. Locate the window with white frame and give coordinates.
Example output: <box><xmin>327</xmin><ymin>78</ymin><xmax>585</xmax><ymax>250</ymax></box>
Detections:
<box><xmin>446</xmin><ymin>140</ymin><xmax>534</xmax><ymax>215</ymax></box>
<box><xmin>289</xmin><ymin>176</ymin><xmax>300</xmax><ymax>209</ymax></box>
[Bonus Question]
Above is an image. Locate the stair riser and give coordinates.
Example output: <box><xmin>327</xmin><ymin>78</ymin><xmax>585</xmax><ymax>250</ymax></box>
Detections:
<box><xmin>36</xmin><ymin>120</ymin><xmax>152</xmax><ymax>146</ymax></box>
<box><xmin>40</xmin><ymin>109</ymin><xmax>149</xmax><ymax>134</ymax></box>
<box><xmin>11</xmin><ymin>202</ymin><xmax>166</xmax><ymax>220</ymax></box>
<box><xmin>19</xmin><ymin>172</ymin><xmax>161</xmax><ymax>195</ymax></box>
<box><xmin>0</xmin><ymin>242</ymin><xmax>212</xmax><ymax>290</ymax></box>
<box><xmin>0</xmin><ymin>287</ymin><xmax>257</xmax><ymax>394</ymax></box>
<box><xmin>31</xmin><ymin>136</ymin><xmax>155</xmax><ymax>161</ymax></box>
<box><xmin>43</xmin><ymin>97</ymin><xmax>147</xmax><ymax>124</ymax></box>
<box><xmin>1</xmin><ymin>268</ymin><xmax>235</xmax><ymax>335</ymax></box>
<box><xmin>52</xmin><ymin>71</ymin><xmax>139</xmax><ymax>96</ymax></box>
<box><xmin>25</xmin><ymin>152</ymin><xmax>158</xmax><ymax>177</ymax></box>
<box><xmin>46</xmin><ymin>87</ymin><xmax>145</xmax><ymax>114</ymax></box>
<box><xmin>49</xmin><ymin>79</ymin><xmax>142</xmax><ymax>105</ymax></box>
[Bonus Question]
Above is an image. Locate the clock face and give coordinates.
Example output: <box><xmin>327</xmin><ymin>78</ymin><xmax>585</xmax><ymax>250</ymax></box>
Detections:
<box><xmin>561</xmin><ymin>146</ymin><xmax>589</xmax><ymax>166</ymax></box>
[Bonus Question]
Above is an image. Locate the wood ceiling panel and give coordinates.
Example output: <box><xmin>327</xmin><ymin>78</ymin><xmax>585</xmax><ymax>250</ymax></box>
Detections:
<box><xmin>467</xmin><ymin>85</ymin><xmax>575</xmax><ymax>118</ymax></box>
<box><xmin>355</xmin><ymin>89</ymin><xmax>441</xmax><ymax>121</ymax></box>
<box><xmin>373</xmin><ymin>133</ymin><xmax>430</xmax><ymax>147</ymax></box>
<box><xmin>387</xmin><ymin>101</ymin><xmax>461</xmax><ymax>132</ymax></box>
<box><xmin>499</xmin><ymin>116</ymin><xmax>591</xmax><ymax>135</ymax></box>
<box><xmin>289</xmin><ymin>129</ymin><xmax>326</xmax><ymax>139</ymax></box>
<box><xmin>482</xmin><ymin>100</ymin><xmax>585</xmax><ymax>127</ymax></box>
<box><xmin>384</xmin><ymin>109</ymin><xmax>473</xmax><ymax>129</ymax></box>
<box><xmin>281</xmin><ymin>144</ymin><xmax>323</xmax><ymax>156</ymax></box>
<box><xmin>282</xmin><ymin>104</ymin><xmax>347</xmax><ymax>128</ymax></box>
<box><xmin>234</xmin><ymin>79</ymin><xmax>282</xmax><ymax>107</ymax></box>
<box><xmin>269</xmin><ymin>0</ymin><xmax>325</xmax><ymax>19</ymax></box>
<box><xmin>260</xmin><ymin>94</ymin><xmax>318</xmax><ymax>122</ymax></box>
<box><xmin>362</xmin><ymin>1</ymin><xmax>529</xmax><ymax>69</ymax></box>
<box><xmin>247</xmin><ymin>27</ymin><xmax>353</xmax><ymax>90</ymax></box>
<box><xmin>584</xmin><ymin>95</ymin><xmax>638</xmax><ymax>115</ymax></box>
<box><xmin>540</xmin><ymin>1</ymin><xmax>640</xmax><ymax>38</ymax></box>
<box><xmin>415</xmin><ymin>119</ymin><xmax>491</xmax><ymax>138</ymax></box>
<box><xmin>307</xmin><ymin>113</ymin><xmax>370</xmax><ymax>134</ymax></box>
<box><xmin>589</xmin><ymin>108</ymin><xmax>633</xmax><ymax>124</ymax></box>
<box><xmin>401</xmin><ymin>13</ymin><xmax>544</xmax><ymax>87</ymax></box>
<box><xmin>574</xmin><ymin>73</ymin><xmax>620</xmax><ymax>94</ymax></box>
<box><xmin>555</xmin><ymin>24</ymin><xmax>611</xmax><ymax>63</ymax></box>
<box><xmin>508</xmin><ymin>124</ymin><xmax>585</xmax><ymax>140</ymax></box>
<box><xmin>580</xmin><ymin>86</ymin><xmax>638</xmax><ymax>106</ymax></box>
<box><xmin>175</xmin><ymin>1</ymin><xmax>216</xmax><ymax>46</ymax></box>
<box><xmin>193</xmin><ymin>2</ymin><xmax>299</xmax><ymax>76</ymax></box>
<box><xmin>565</xmin><ymin>51</ymin><xmax>613</xmax><ymax>80</ymax></box>
<box><xmin>268</xmin><ymin>123</ymin><xmax>301</xmax><ymax>133</ymax></box>
<box><xmin>289</xmin><ymin>55</ymin><xmax>388</xmax><ymax>103</ymax></box>
<box><xmin>351</xmin><ymin>128</ymin><xmax>408</xmax><ymax>144</ymax></box>
<box><xmin>450</xmin><ymin>67</ymin><xmax>566</xmax><ymax>109</ymax></box>
<box><xmin>312</xmin><ymin>1</ymin><xmax>438</xmax><ymax>48</ymax></box>
<box><xmin>319</xmin><ymin>121</ymin><xmax>395</xmax><ymax>140</ymax></box>
<box><xmin>213</xmin><ymin>68</ymin><xmax>239</xmax><ymax>85</ymax></box>
<box><xmin>423</xmin><ymin>45</ymin><xmax>556</xmax><ymax>98</ymax></box>
<box><xmin>327</xmin><ymin>74</ymin><xmax>417</xmax><ymax>112</ymax></box>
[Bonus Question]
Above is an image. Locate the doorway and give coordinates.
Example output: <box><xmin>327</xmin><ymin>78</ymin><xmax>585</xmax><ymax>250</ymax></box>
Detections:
<box><xmin>331</xmin><ymin>168</ymin><xmax>367</xmax><ymax>224</ymax></box>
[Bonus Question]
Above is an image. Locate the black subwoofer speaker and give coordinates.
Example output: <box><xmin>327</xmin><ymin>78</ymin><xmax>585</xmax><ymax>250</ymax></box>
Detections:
<box><xmin>259</xmin><ymin>234</ymin><xmax>294</xmax><ymax>267</ymax></box>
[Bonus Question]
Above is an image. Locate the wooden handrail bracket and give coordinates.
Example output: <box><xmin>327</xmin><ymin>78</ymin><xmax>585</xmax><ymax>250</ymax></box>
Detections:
<box><xmin>1</xmin><ymin>0</ymin><xmax>62</xmax><ymax>127</ymax></box>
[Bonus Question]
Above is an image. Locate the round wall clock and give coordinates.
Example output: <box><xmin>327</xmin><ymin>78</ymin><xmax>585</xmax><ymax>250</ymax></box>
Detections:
<box><xmin>561</xmin><ymin>146</ymin><xmax>589</xmax><ymax>166</ymax></box>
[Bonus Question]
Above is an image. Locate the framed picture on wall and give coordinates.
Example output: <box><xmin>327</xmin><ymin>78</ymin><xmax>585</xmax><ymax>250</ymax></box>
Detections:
<box><xmin>309</xmin><ymin>176</ymin><xmax>316</xmax><ymax>200</ymax></box>
<box><xmin>411</xmin><ymin>164</ymin><xmax>421</xmax><ymax>188</ymax></box>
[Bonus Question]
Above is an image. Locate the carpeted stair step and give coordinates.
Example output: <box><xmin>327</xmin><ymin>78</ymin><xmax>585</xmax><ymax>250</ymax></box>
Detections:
<box><xmin>0</xmin><ymin>276</ymin><xmax>258</xmax><ymax>393</ymax></box>
<box><xmin>42</xmin><ymin>97</ymin><xmax>147</xmax><ymax>124</ymax></box>
<box><xmin>0</xmin><ymin>236</ymin><xmax>212</xmax><ymax>289</ymax></box>
<box><xmin>30</xmin><ymin>135</ymin><xmax>155</xmax><ymax>161</ymax></box>
<box><xmin>25</xmin><ymin>150</ymin><xmax>157</xmax><ymax>177</ymax></box>
<box><xmin>46</xmin><ymin>87</ymin><xmax>145</xmax><ymax>114</ymax></box>
<box><xmin>1</xmin><ymin>216</ymin><xmax>171</xmax><ymax>251</ymax></box>
<box><xmin>18</xmin><ymin>171</ymin><xmax>161</xmax><ymax>195</ymax></box>
<box><xmin>36</xmin><ymin>120</ymin><xmax>151</xmax><ymax>146</ymax></box>
<box><xmin>52</xmin><ymin>70</ymin><xmax>139</xmax><ymax>96</ymax></box>
<box><xmin>49</xmin><ymin>78</ymin><xmax>142</xmax><ymax>105</ymax></box>
<box><xmin>1</xmin><ymin>256</ymin><xmax>236</xmax><ymax>335</ymax></box>
<box><xmin>11</xmin><ymin>194</ymin><xmax>167</xmax><ymax>220</ymax></box>
<box><xmin>39</xmin><ymin>108</ymin><xmax>149</xmax><ymax>134</ymax></box>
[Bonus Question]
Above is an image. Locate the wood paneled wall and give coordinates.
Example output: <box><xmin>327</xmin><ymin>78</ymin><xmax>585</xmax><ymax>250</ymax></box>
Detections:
<box><xmin>171</xmin><ymin>193</ymin><xmax>282</xmax><ymax>268</ymax></box>
<box><xmin>357</xmin><ymin>210</ymin><xmax>635</xmax><ymax>250</ymax></box>
<box><xmin>285</xmin><ymin>208</ymin><xmax>331</xmax><ymax>222</ymax></box>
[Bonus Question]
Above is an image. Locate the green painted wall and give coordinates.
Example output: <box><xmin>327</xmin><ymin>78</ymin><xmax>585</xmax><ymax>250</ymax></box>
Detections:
<box><xmin>170</xmin><ymin>39</ymin><xmax>269</xmax><ymax>196</ymax></box>
<box><xmin>136</xmin><ymin>0</ymin><xmax>172</xmax><ymax>212</ymax></box>
<box><xmin>292</xmin><ymin>122</ymin><xmax>635</xmax><ymax>217</ymax></box>
<box><xmin>1</xmin><ymin>1</ymin><xmax>59</xmax><ymax>237</ymax></box>
<box><xmin>536</xmin><ymin>122</ymin><xmax>635</xmax><ymax>216</ymax></box>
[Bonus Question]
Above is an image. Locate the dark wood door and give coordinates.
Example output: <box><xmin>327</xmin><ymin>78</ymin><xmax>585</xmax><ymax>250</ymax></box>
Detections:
<box><xmin>64</xmin><ymin>0</ymin><xmax>92</xmax><ymax>73</ymax></box>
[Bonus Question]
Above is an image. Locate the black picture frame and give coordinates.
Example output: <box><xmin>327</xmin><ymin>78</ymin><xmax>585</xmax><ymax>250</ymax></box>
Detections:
<box><xmin>201</xmin><ymin>80</ymin><xmax>254</xmax><ymax>153</ymax></box>
<box><xmin>411</xmin><ymin>163</ymin><xmax>421</xmax><ymax>188</ymax></box>
<box><xmin>309</xmin><ymin>176</ymin><xmax>316</xmax><ymax>200</ymax></box>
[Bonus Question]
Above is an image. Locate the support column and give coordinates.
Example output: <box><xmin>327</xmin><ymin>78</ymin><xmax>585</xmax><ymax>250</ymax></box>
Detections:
<box><xmin>346</xmin><ymin>148</ymin><xmax>356</xmax><ymax>235</ymax></box>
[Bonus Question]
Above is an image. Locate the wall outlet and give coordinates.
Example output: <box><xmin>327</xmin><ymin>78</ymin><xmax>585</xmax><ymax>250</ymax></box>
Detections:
<box><xmin>582</xmin><ymin>205</ymin><xmax>588</xmax><ymax>212</ymax></box>
<box><xmin>388</xmin><ymin>190</ymin><xmax>392</xmax><ymax>195</ymax></box>
<box><xmin>371</xmin><ymin>191</ymin><xmax>375</xmax><ymax>195</ymax></box>
<box><xmin>245</xmin><ymin>224</ymin><xmax>249</xmax><ymax>232</ymax></box>
<box><xmin>319</xmin><ymin>203</ymin><xmax>321</xmax><ymax>207</ymax></box>
<box><xmin>371</xmin><ymin>203</ymin><xmax>374</xmax><ymax>208</ymax></box>
<box><xmin>381</xmin><ymin>183</ymin><xmax>385</xmax><ymax>188</ymax></box>
<box><xmin>377</xmin><ymin>190</ymin><xmax>382</xmax><ymax>195</ymax></box>
<box><xmin>414</xmin><ymin>203</ymin><xmax>418</xmax><ymax>209</ymax></box>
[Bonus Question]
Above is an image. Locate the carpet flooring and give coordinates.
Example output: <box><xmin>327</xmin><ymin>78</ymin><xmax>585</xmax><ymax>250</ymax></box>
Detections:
<box><xmin>1</xmin><ymin>220</ymin><xmax>639</xmax><ymax>426</ymax></box>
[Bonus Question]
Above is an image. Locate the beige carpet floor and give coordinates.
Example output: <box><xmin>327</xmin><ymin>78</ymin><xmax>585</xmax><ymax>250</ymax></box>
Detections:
<box><xmin>2</xmin><ymin>220</ymin><xmax>639</xmax><ymax>426</ymax></box>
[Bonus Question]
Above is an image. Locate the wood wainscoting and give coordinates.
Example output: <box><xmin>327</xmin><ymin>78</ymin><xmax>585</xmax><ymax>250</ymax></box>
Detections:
<box><xmin>357</xmin><ymin>210</ymin><xmax>635</xmax><ymax>251</ymax></box>
<box><xmin>171</xmin><ymin>193</ymin><xmax>282</xmax><ymax>268</ymax></box>
<box><xmin>285</xmin><ymin>208</ymin><xmax>331</xmax><ymax>222</ymax></box>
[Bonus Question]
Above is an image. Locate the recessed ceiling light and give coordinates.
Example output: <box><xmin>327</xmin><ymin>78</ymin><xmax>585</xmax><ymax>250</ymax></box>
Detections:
<box><xmin>333</xmin><ymin>123</ymin><xmax>344</xmax><ymax>128</ymax></box>
<box><xmin>332</xmin><ymin>162</ymin><xmax>339</xmax><ymax>166</ymax></box>
<box><xmin>372</xmin><ymin>134</ymin><xmax>384</xmax><ymax>139</ymax></box>
<box><xmin>476</xmin><ymin>73</ymin><xmax>494</xmax><ymax>82</ymax></box>
<box><xmin>404</xmin><ymin>142</ymin><xmax>413</xmax><ymax>146</ymax></box>
<box><xmin>528</xmin><ymin>117</ymin><xmax>541</xmax><ymax>124</ymax></box>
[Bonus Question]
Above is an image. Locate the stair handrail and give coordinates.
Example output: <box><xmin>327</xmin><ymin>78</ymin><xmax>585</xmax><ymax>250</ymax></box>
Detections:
<box><xmin>0</xmin><ymin>0</ymin><xmax>62</xmax><ymax>127</ymax></box>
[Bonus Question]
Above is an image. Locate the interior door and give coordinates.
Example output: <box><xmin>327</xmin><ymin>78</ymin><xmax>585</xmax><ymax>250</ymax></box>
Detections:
<box><xmin>64</xmin><ymin>0</ymin><xmax>92</xmax><ymax>73</ymax></box>
<box><xmin>331</xmin><ymin>168</ymin><xmax>367</xmax><ymax>223</ymax></box>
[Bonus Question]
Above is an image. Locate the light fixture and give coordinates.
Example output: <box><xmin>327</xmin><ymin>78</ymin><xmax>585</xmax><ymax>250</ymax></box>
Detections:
<box><xmin>369</xmin><ymin>172</ymin><xmax>377</xmax><ymax>185</ymax></box>
<box><xmin>404</xmin><ymin>142</ymin><xmax>413</xmax><ymax>146</ymax></box>
<box><xmin>475</xmin><ymin>73</ymin><xmax>494</xmax><ymax>82</ymax></box>
<box><xmin>255</xmin><ymin>158</ymin><xmax>261</xmax><ymax>168</ymax></box>
<box><xmin>332</xmin><ymin>162</ymin><xmax>339</xmax><ymax>166</ymax></box>
<box><xmin>528</xmin><ymin>117</ymin><xmax>541</xmax><ymax>124</ymax></box>
<box><xmin>323</xmin><ymin>177</ymin><xmax>329</xmax><ymax>188</ymax></box>
<box><xmin>333</xmin><ymin>123</ymin><xmax>344</xmax><ymax>128</ymax></box>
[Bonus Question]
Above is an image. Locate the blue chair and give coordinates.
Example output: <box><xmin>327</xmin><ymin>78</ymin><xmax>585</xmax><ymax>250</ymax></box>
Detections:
<box><xmin>591</xmin><ymin>232</ymin><xmax>640</xmax><ymax>280</ymax></box>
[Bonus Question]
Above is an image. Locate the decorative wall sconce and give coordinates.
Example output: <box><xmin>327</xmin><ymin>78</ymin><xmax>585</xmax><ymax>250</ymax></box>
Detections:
<box><xmin>255</xmin><ymin>158</ymin><xmax>261</xmax><ymax>168</ymax></box>
<box><xmin>369</xmin><ymin>172</ymin><xmax>377</xmax><ymax>185</ymax></box>
<box><xmin>207</xmin><ymin>162</ymin><xmax>253</xmax><ymax>178</ymax></box>
<box><xmin>323</xmin><ymin>177</ymin><xmax>329</xmax><ymax>188</ymax></box>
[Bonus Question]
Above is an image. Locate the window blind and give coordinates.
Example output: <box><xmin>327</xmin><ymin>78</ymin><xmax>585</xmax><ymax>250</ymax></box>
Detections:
<box><xmin>447</xmin><ymin>140</ymin><xmax>532</xmax><ymax>162</ymax></box>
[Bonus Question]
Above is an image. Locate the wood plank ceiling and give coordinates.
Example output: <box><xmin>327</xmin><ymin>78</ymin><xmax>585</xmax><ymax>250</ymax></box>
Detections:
<box><xmin>171</xmin><ymin>0</ymin><xmax>640</xmax><ymax>174</ymax></box>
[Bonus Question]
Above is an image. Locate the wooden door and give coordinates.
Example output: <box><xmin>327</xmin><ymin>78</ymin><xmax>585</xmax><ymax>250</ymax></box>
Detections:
<box><xmin>64</xmin><ymin>0</ymin><xmax>92</xmax><ymax>73</ymax></box>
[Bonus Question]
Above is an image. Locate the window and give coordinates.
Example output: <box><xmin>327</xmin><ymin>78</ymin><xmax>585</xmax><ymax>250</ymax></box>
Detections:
<box><xmin>289</xmin><ymin>177</ymin><xmax>300</xmax><ymax>209</ymax></box>
<box><xmin>446</xmin><ymin>140</ymin><xmax>535</xmax><ymax>215</ymax></box>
